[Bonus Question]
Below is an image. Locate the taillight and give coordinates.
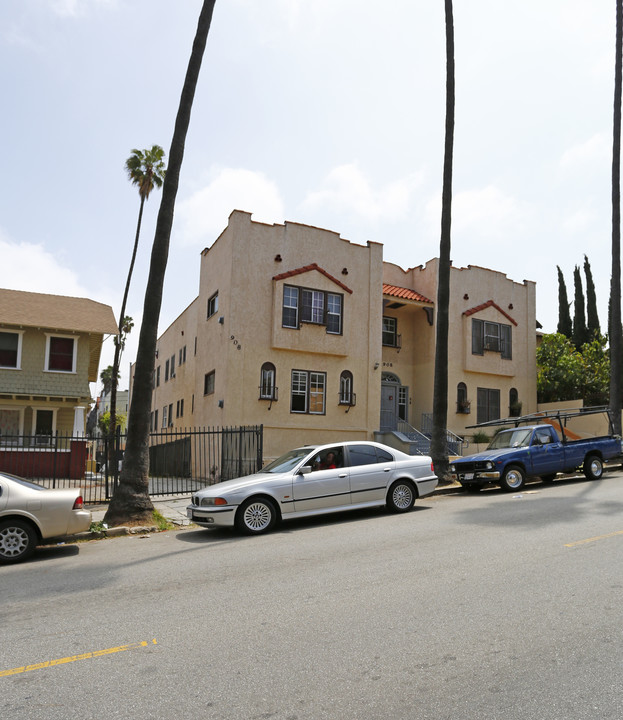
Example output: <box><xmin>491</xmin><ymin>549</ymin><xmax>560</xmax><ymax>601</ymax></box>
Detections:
<box><xmin>73</xmin><ymin>496</ymin><xmax>84</xmax><ymax>510</ymax></box>
<box><xmin>431</xmin><ymin>463</ymin><xmax>435</xmax><ymax>474</ymax></box>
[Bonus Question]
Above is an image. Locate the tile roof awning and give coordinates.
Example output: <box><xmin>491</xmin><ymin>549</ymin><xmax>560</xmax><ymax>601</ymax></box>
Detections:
<box><xmin>383</xmin><ymin>284</ymin><xmax>433</xmax><ymax>306</ymax></box>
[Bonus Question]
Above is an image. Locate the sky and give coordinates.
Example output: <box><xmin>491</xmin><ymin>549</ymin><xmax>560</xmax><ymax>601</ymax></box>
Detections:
<box><xmin>0</xmin><ymin>0</ymin><xmax>618</xmax><ymax>395</ymax></box>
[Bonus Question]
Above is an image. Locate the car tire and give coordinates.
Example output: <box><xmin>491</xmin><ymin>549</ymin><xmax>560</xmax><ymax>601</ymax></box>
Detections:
<box><xmin>387</xmin><ymin>480</ymin><xmax>416</xmax><ymax>513</ymax></box>
<box><xmin>500</xmin><ymin>465</ymin><xmax>525</xmax><ymax>492</ymax></box>
<box><xmin>235</xmin><ymin>498</ymin><xmax>277</xmax><ymax>535</ymax></box>
<box><xmin>0</xmin><ymin>519</ymin><xmax>37</xmax><ymax>564</ymax></box>
<box><xmin>540</xmin><ymin>474</ymin><xmax>557</xmax><ymax>483</ymax></box>
<box><xmin>583</xmin><ymin>455</ymin><xmax>603</xmax><ymax>481</ymax></box>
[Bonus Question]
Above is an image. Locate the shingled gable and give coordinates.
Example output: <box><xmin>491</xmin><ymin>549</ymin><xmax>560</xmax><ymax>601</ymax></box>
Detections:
<box><xmin>383</xmin><ymin>283</ymin><xmax>433</xmax><ymax>305</ymax></box>
<box><xmin>272</xmin><ymin>263</ymin><xmax>353</xmax><ymax>294</ymax></box>
<box><xmin>0</xmin><ymin>288</ymin><xmax>118</xmax><ymax>334</ymax></box>
<box><xmin>463</xmin><ymin>299</ymin><xmax>518</xmax><ymax>326</ymax></box>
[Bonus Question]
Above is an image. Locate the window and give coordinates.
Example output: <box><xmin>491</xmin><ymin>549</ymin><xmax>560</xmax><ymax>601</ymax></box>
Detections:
<box><xmin>204</xmin><ymin>370</ymin><xmax>215</xmax><ymax>396</ymax></box>
<box><xmin>456</xmin><ymin>382</ymin><xmax>470</xmax><ymax>413</ymax></box>
<box><xmin>0</xmin><ymin>408</ymin><xmax>21</xmax><ymax>438</ymax></box>
<box><xmin>0</xmin><ymin>331</ymin><xmax>22</xmax><ymax>369</ymax></box>
<box><xmin>348</xmin><ymin>444</ymin><xmax>394</xmax><ymax>466</ymax></box>
<box><xmin>398</xmin><ymin>386</ymin><xmax>408</xmax><ymax>421</ymax></box>
<box><xmin>165</xmin><ymin>359</ymin><xmax>170</xmax><ymax>382</ymax></box>
<box><xmin>472</xmin><ymin>319</ymin><xmax>512</xmax><ymax>359</ymax></box>
<box><xmin>162</xmin><ymin>405</ymin><xmax>168</xmax><ymax>428</ymax></box>
<box><xmin>170</xmin><ymin>355</ymin><xmax>175</xmax><ymax>378</ymax></box>
<box><xmin>291</xmin><ymin>370</ymin><xmax>326</xmax><ymax>414</ymax></box>
<box><xmin>382</xmin><ymin>317</ymin><xmax>400</xmax><ymax>348</ymax></box>
<box><xmin>282</xmin><ymin>286</ymin><xmax>299</xmax><ymax>328</ymax></box>
<box><xmin>176</xmin><ymin>399</ymin><xmax>184</xmax><ymax>418</ymax></box>
<box><xmin>168</xmin><ymin>403</ymin><xmax>173</xmax><ymax>426</ymax></box>
<box><xmin>207</xmin><ymin>292</ymin><xmax>219</xmax><ymax>319</ymax></box>
<box><xmin>477</xmin><ymin>388</ymin><xmax>500</xmax><ymax>424</ymax></box>
<box><xmin>282</xmin><ymin>285</ymin><xmax>343</xmax><ymax>334</ymax></box>
<box><xmin>179</xmin><ymin>346</ymin><xmax>186</xmax><ymax>365</ymax></box>
<box><xmin>156</xmin><ymin>366</ymin><xmax>161</xmax><ymax>387</ymax></box>
<box><xmin>260</xmin><ymin>362</ymin><xmax>277</xmax><ymax>400</ymax></box>
<box><xmin>45</xmin><ymin>335</ymin><xmax>76</xmax><ymax>372</ymax></box>
<box><xmin>34</xmin><ymin>409</ymin><xmax>54</xmax><ymax>443</ymax></box>
<box><xmin>339</xmin><ymin>371</ymin><xmax>355</xmax><ymax>406</ymax></box>
<box><xmin>509</xmin><ymin>388</ymin><xmax>521</xmax><ymax>417</ymax></box>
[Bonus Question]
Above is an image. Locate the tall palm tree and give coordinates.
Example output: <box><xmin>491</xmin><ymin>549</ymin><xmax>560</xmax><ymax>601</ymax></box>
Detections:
<box><xmin>108</xmin><ymin>145</ymin><xmax>166</xmax><ymax>478</ymax></box>
<box><xmin>105</xmin><ymin>0</ymin><xmax>217</xmax><ymax>526</ymax></box>
<box><xmin>430</xmin><ymin>0</ymin><xmax>455</xmax><ymax>481</ymax></box>
<box><xmin>610</xmin><ymin>0</ymin><xmax>622</xmax><ymax>434</ymax></box>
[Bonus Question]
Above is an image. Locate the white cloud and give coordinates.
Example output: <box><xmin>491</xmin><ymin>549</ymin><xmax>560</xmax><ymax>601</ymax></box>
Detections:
<box><xmin>302</xmin><ymin>164</ymin><xmax>423</xmax><ymax>223</ymax></box>
<box><xmin>0</xmin><ymin>230</ymin><xmax>91</xmax><ymax>297</ymax></box>
<box><xmin>50</xmin><ymin>0</ymin><xmax>114</xmax><ymax>18</ymax></box>
<box><xmin>560</xmin><ymin>133</ymin><xmax>609</xmax><ymax>170</ymax></box>
<box><xmin>177</xmin><ymin>168</ymin><xmax>285</xmax><ymax>246</ymax></box>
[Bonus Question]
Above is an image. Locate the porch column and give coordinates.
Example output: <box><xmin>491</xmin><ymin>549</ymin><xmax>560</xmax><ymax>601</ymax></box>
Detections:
<box><xmin>73</xmin><ymin>406</ymin><xmax>86</xmax><ymax>436</ymax></box>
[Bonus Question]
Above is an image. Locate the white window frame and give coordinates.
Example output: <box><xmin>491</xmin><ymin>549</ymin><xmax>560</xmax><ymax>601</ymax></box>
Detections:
<box><xmin>0</xmin><ymin>330</ymin><xmax>24</xmax><ymax>370</ymax></box>
<box><xmin>162</xmin><ymin>405</ymin><xmax>168</xmax><ymax>428</ymax></box>
<box><xmin>44</xmin><ymin>333</ymin><xmax>78</xmax><ymax>374</ymax></box>
<box><xmin>291</xmin><ymin>370</ymin><xmax>326</xmax><ymax>415</ymax></box>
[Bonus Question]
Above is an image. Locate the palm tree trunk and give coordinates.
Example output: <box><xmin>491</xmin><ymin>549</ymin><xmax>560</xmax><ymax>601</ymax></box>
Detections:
<box><xmin>108</xmin><ymin>195</ymin><xmax>145</xmax><ymax>476</ymax></box>
<box><xmin>610</xmin><ymin>0</ymin><xmax>622</xmax><ymax>435</ymax></box>
<box><xmin>430</xmin><ymin>0</ymin><xmax>455</xmax><ymax>481</ymax></box>
<box><xmin>105</xmin><ymin>0</ymin><xmax>217</xmax><ymax>525</ymax></box>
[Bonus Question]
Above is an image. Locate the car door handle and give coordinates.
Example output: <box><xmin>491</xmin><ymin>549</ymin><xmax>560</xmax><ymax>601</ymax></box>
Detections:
<box><xmin>338</xmin><ymin>473</ymin><xmax>347</xmax><ymax>478</ymax></box>
<box><xmin>383</xmin><ymin>467</ymin><xmax>391</xmax><ymax>472</ymax></box>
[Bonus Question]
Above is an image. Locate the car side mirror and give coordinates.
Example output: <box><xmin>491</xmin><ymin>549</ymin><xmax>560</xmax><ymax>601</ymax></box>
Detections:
<box><xmin>298</xmin><ymin>465</ymin><xmax>312</xmax><ymax>475</ymax></box>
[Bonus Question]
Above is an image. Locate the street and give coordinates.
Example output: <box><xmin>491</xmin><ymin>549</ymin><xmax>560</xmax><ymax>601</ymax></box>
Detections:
<box><xmin>2</xmin><ymin>472</ymin><xmax>623</xmax><ymax>719</ymax></box>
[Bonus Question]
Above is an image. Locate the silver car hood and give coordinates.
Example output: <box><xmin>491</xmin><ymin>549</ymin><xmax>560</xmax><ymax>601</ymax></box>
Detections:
<box><xmin>195</xmin><ymin>471</ymin><xmax>289</xmax><ymax>497</ymax></box>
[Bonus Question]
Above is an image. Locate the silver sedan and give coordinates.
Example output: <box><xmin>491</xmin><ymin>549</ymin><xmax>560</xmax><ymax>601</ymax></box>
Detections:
<box><xmin>0</xmin><ymin>472</ymin><xmax>92</xmax><ymax>564</ymax></box>
<box><xmin>187</xmin><ymin>441</ymin><xmax>437</xmax><ymax>535</ymax></box>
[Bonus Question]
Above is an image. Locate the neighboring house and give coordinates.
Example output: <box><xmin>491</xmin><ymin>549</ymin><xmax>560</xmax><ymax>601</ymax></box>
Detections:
<box><xmin>131</xmin><ymin>210</ymin><xmax>537</xmax><ymax>460</ymax></box>
<box><xmin>95</xmin><ymin>387</ymin><xmax>129</xmax><ymax>436</ymax></box>
<box><xmin>0</xmin><ymin>288</ymin><xmax>118</xmax><ymax>441</ymax></box>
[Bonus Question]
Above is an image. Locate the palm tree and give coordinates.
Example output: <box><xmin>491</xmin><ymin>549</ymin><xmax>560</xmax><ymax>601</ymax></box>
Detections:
<box><xmin>430</xmin><ymin>0</ymin><xmax>455</xmax><ymax>481</ymax></box>
<box><xmin>105</xmin><ymin>0</ymin><xmax>217</xmax><ymax>526</ymax></box>
<box><xmin>108</xmin><ymin>146</ymin><xmax>166</xmax><ymax>474</ymax></box>
<box><xmin>610</xmin><ymin>0</ymin><xmax>622</xmax><ymax>434</ymax></box>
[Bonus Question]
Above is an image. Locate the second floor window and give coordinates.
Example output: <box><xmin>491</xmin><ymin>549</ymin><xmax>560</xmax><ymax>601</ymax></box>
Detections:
<box><xmin>207</xmin><ymin>292</ymin><xmax>219</xmax><ymax>319</ymax></box>
<box><xmin>282</xmin><ymin>285</ymin><xmax>343</xmax><ymax>334</ymax></box>
<box><xmin>472</xmin><ymin>319</ymin><xmax>512</xmax><ymax>359</ymax></box>
<box><xmin>46</xmin><ymin>335</ymin><xmax>76</xmax><ymax>372</ymax></box>
<box><xmin>382</xmin><ymin>317</ymin><xmax>400</xmax><ymax>348</ymax></box>
<box><xmin>0</xmin><ymin>331</ymin><xmax>22</xmax><ymax>369</ymax></box>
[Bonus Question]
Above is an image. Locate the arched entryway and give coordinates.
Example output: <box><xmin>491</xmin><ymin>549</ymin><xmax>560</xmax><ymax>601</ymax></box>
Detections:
<box><xmin>380</xmin><ymin>372</ymin><xmax>409</xmax><ymax>430</ymax></box>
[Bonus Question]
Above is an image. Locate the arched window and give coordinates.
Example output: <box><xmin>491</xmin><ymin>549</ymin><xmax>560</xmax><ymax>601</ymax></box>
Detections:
<box><xmin>456</xmin><ymin>382</ymin><xmax>470</xmax><ymax>413</ymax></box>
<box><xmin>259</xmin><ymin>362</ymin><xmax>277</xmax><ymax>400</ymax></box>
<box><xmin>509</xmin><ymin>388</ymin><xmax>521</xmax><ymax>417</ymax></box>
<box><xmin>339</xmin><ymin>370</ymin><xmax>356</xmax><ymax>406</ymax></box>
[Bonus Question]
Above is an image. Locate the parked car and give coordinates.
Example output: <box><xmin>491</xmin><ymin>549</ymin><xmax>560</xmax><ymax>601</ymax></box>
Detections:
<box><xmin>0</xmin><ymin>472</ymin><xmax>92</xmax><ymax>564</ymax></box>
<box><xmin>187</xmin><ymin>441</ymin><xmax>438</xmax><ymax>535</ymax></box>
<box><xmin>450</xmin><ymin>409</ymin><xmax>623</xmax><ymax>492</ymax></box>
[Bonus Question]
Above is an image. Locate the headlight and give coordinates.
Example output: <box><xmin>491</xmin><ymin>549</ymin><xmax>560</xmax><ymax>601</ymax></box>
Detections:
<box><xmin>449</xmin><ymin>464</ymin><xmax>456</xmax><ymax>473</ymax></box>
<box><xmin>485</xmin><ymin>462</ymin><xmax>494</xmax><ymax>470</ymax></box>
<box><xmin>200</xmin><ymin>496</ymin><xmax>228</xmax><ymax>507</ymax></box>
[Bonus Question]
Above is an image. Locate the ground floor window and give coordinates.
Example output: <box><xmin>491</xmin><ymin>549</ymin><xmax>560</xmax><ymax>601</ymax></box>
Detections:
<box><xmin>0</xmin><ymin>408</ymin><xmax>21</xmax><ymax>438</ymax></box>
<box><xmin>477</xmin><ymin>387</ymin><xmax>500</xmax><ymax>425</ymax></box>
<box><xmin>291</xmin><ymin>370</ymin><xmax>326</xmax><ymax>414</ymax></box>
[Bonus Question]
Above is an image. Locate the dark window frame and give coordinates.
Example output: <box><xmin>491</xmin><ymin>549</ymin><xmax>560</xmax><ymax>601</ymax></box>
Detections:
<box><xmin>204</xmin><ymin>370</ymin><xmax>215</xmax><ymax>396</ymax></box>
<box><xmin>207</xmin><ymin>291</ymin><xmax>219</xmax><ymax>319</ymax></box>
<box><xmin>472</xmin><ymin>318</ymin><xmax>512</xmax><ymax>359</ymax></box>
<box><xmin>282</xmin><ymin>284</ymin><xmax>344</xmax><ymax>335</ymax></box>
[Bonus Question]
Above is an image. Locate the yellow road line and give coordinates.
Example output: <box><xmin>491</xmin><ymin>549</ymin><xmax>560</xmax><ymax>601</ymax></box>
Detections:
<box><xmin>565</xmin><ymin>530</ymin><xmax>623</xmax><ymax>547</ymax></box>
<box><xmin>0</xmin><ymin>639</ymin><xmax>157</xmax><ymax>678</ymax></box>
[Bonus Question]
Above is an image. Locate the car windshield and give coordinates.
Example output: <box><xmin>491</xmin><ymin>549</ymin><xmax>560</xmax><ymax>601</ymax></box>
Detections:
<box><xmin>261</xmin><ymin>447</ymin><xmax>314</xmax><ymax>473</ymax></box>
<box><xmin>488</xmin><ymin>429</ymin><xmax>532</xmax><ymax>450</ymax></box>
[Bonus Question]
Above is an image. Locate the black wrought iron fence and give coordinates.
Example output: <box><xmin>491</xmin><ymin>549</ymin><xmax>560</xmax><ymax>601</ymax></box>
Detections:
<box><xmin>0</xmin><ymin>425</ymin><xmax>263</xmax><ymax>504</ymax></box>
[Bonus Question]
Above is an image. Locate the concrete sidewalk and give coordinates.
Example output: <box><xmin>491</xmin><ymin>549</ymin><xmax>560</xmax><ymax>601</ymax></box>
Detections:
<box><xmin>86</xmin><ymin>480</ymin><xmax>463</xmax><ymax>535</ymax></box>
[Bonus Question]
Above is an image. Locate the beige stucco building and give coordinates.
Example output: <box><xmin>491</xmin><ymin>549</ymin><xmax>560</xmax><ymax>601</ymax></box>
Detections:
<box><xmin>139</xmin><ymin>211</ymin><xmax>537</xmax><ymax>460</ymax></box>
<box><xmin>0</xmin><ymin>288</ymin><xmax>118</xmax><ymax>439</ymax></box>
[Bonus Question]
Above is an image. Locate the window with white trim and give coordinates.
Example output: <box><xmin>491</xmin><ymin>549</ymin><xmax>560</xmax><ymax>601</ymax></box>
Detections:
<box><xmin>291</xmin><ymin>370</ymin><xmax>326</xmax><ymax>414</ymax></box>
<box><xmin>207</xmin><ymin>292</ymin><xmax>219</xmax><ymax>319</ymax></box>
<box><xmin>259</xmin><ymin>362</ymin><xmax>277</xmax><ymax>400</ymax></box>
<box><xmin>0</xmin><ymin>331</ymin><xmax>23</xmax><ymax>369</ymax></box>
<box><xmin>339</xmin><ymin>370</ymin><xmax>355</xmax><ymax>406</ymax></box>
<box><xmin>45</xmin><ymin>334</ymin><xmax>77</xmax><ymax>373</ymax></box>
<box><xmin>472</xmin><ymin>319</ymin><xmax>512</xmax><ymax>359</ymax></box>
<box><xmin>282</xmin><ymin>285</ymin><xmax>343</xmax><ymax>334</ymax></box>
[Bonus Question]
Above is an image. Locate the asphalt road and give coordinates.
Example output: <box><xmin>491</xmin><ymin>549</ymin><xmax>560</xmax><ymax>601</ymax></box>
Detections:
<box><xmin>2</xmin><ymin>472</ymin><xmax>623</xmax><ymax>719</ymax></box>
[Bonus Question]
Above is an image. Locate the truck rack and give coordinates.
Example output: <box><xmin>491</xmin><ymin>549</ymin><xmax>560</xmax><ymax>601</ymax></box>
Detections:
<box><xmin>466</xmin><ymin>406</ymin><xmax>616</xmax><ymax>442</ymax></box>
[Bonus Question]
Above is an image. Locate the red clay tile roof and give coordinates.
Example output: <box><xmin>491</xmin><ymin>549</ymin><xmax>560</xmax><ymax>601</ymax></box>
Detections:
<box><xmin>273</xmin><ymin>263</ymin><xmax>353</xmax><ymax>294</ymax></box>
<box><xmin>463</xmin><ymin>299</ymin><xmax>517</xmax><ymax>326</ymax></box>
<box><xmin>383</xmin><ymin>284</ymin><xmax>433</xmax><ymax>304</ymax></box>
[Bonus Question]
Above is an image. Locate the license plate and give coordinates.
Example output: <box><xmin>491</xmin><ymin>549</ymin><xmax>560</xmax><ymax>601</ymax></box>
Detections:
<box><xmin>464</xmin><ymin>473</ymin><xmax>474</xmax><ymax>480</ymax></box>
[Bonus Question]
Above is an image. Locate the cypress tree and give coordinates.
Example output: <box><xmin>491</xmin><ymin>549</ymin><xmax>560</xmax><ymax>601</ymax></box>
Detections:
<box><xmin>556</xmin><ymin>266</ymin><xmax>573</xmax><ymax>337</ymax></box>
<box><xmin>583</xmin><ymin>255</ymin><xmax>601</xmax><ymax>338</ymax></box>
<box><xmin>572</xmin><ymin>265</ymin><xmax>589</xmax><ymax>349</ymax></box>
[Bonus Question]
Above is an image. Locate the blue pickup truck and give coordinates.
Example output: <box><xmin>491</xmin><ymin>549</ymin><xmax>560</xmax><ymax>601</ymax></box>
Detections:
<box><xmin>449</xmin><ymin>419</ymin><xmax>622</xmax><ymax>492</ymax></box>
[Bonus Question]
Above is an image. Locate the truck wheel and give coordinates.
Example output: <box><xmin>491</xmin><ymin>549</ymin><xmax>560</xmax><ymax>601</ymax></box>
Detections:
<box><xmin>500</xmin><ymin>465</ymin><xmax>525</xmax><ymax>492</ymax></box>
<box><xmin>583</xmin><ymin>455</ymin><xmax>603</xmax><ymax>481</ymax></box>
